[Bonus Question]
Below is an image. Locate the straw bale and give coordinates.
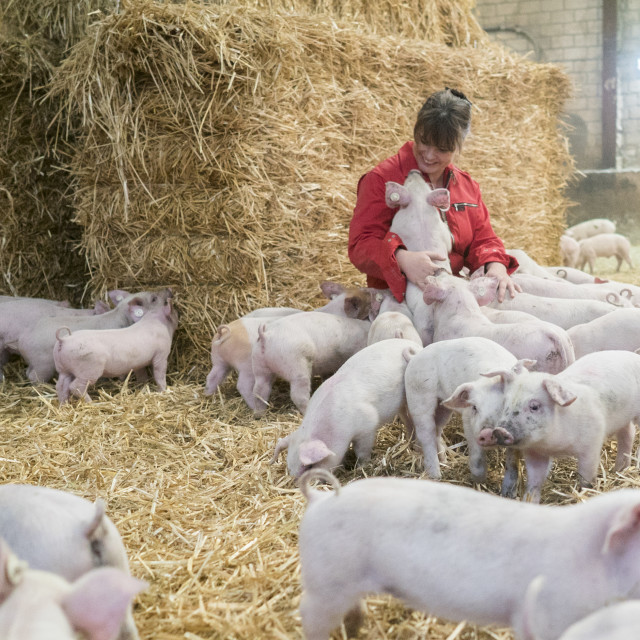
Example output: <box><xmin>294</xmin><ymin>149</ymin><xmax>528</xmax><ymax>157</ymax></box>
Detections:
<box><xmin>2</xmin><ymin>368</ymin><xmax>639</xmax><ymax>639</ymax></box>
<box><xmin>0</xmin><ymin>0</ymin><xmax>117</xmax><ymax>301</ymax></box>
<box><xmin>216</xmin><ymin>0</ymin><xmax>488</xmax><ymax>46</ymax></box>
<box><xmin>48</xmin><ymin>0</ymin><xmax>573</xmax><ymax>374</ymax></box>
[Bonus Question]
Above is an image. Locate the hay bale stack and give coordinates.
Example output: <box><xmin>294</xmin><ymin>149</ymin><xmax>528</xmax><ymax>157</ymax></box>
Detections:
<box><xmin>50</xmin><ymin>0</ymin><xmax>573</xmax><ymax>375</ymax></box>
<box><xmin>223</xmin><ymin>0</ymin><xmax>487</xmax><ymax>45</ymax></box>
<box><xmin>0</xmin><ymin>0</ymin><xmax>116</xmax><ymax>301</ymax></box>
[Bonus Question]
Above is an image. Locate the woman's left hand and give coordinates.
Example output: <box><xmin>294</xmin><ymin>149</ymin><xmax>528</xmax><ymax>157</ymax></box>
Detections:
<box><xmin>484</xmin><ymin>262</ymin><xmax>522</xmax><ymax>303</ymax></box>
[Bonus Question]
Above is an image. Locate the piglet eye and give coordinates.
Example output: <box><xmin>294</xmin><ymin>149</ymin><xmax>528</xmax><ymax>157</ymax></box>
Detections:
<box><xmin>530</xmin><ymin>400</ymin><xmax>541</xmax><ymax>411</ymax></box>
<box><xmin>471</xmin><ymin>405</ymin><xmax>478</xmax><ymax>414</ymax></box>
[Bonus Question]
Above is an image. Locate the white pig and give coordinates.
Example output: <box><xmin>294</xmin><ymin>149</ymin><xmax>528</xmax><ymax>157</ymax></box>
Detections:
<box><xmin>204</xmin><ymin>282</ymin><xmax>383</xmax><ymax>409</ymax></box>
<box><xmin>298</xmin><ymin>468</ymin><xmax>640</xmax><ymax>640</ymax></box>
<box><xmin>543</xmin><ymin>266</ymin><xmax>606</xmax><ymax>285</ymax></box>
<box><xmin>16</xmin><ymin>289</ymin><xmax>171</xmax><ymax>383</ymax></box>
<box><xmin>510</xmin><ymin>272</ymin><xmax>630</xmax><ymax>306</ymax></box>
<box><xmin>559</xmin><ymin>234</ymin><xmax>580</xmax><ymax>268</ymax></box>
<box><xmin>271</xmin><ymin>338</ymin><xmax>420</xmax><ymax>476</ymax></box>
<box><xmin>251</xmin><ymin>312</ymin><xmax>371</xmax><ymax>416</ymax></box>
<box><xmin>565</xmin><ymin>217</ymin><xmax>616</xmax><ymax>240</ymax></box>
<box><xmin>0</xmin><ymin>538</ymin><xmax>145</xmax><ymax>640</ymax></box>
<box><xmin>387</xmin><ymin>170</ymin><xmax>451</xmax><ymax>344</ymax></box>
<box><xmin>476</xmin><ymin>351</ymin><xmax>640</xmax><ymax>502</ymax></box>
<box><xmin>54</xmin><ymin>290</ymin><xmax>178</xmax><ymax>403</ymax></box>
<box><xmin>0</xmin><ymin>484</ymin><xmax>140</xmax><ymax>640</ymax></box>
<box><xmin>506</xmin><ymin>249</ymin><xmax>561</xmax><ymax>280</ymax></box>
<box><xmin>0</xmin><ymin>295</ymin><xmax>114</xmax><ymax>382</ymax></box>
<box><xmin>404</xmin><ymin>336</ymin><xmax>525</xmax><ymax>484</ymax></box>
<box><xmin>521</xmin><ymin>577</ymin><xmax>640</xmax><ymax>640</ymax></box>
<box><xmin>423</xmin><ymin>273</ymin><xmax>575</xmax><ymax>373</ymax></box>
<box><xmin>366</xmin><ymin>311</ymin><xmax>422</xmax><ymax>345</ymax></box>
<box><xmin>577</xmin><ymin>233</ymin><xmax>633</xmax><ymax>273</ymax></box>
<box><xmin>478</xmin><ymin>284</ymin><xmax>617</xmax><ymax>329</ymax></box>
<box><xmin>567</xmin><ymin>308</ymin><xmax>640</xmax><ymax>358</ymax></box>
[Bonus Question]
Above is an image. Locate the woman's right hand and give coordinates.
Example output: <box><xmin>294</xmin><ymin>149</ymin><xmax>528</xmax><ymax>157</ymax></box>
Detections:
<box><xmin>395</xmin><ymin>248</ymin><xmax>448</xmax><ymax>289</ymax></box>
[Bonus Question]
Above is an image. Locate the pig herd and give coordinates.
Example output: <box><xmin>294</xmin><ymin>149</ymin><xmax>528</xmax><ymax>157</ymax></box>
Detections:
<box><xmin>0</xmin><ymin>289</ymin><xmax>176</xmax><ymax>638</ymax></box>
<box><xmin>1</xmin><ymin>171</ymin><xmax>640</xmax><ymax>639</ymax></box>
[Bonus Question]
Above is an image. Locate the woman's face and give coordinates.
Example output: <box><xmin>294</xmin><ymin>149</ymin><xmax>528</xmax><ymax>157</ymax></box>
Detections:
<box><xmin>412</xmin><ymin>140</ymin><xmax>454</xmax><ymax>185</ymax></box>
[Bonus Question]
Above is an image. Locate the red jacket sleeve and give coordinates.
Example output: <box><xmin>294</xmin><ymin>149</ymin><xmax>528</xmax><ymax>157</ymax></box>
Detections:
<box><xmin>463</xmin><ymin>185</ymin><xmax>519</xmax><ymax>276</ymax></box>
<box><xmin>348</xmin><ymin>171</ymin><xmax>408</xmax><ymax>301</ymax></box>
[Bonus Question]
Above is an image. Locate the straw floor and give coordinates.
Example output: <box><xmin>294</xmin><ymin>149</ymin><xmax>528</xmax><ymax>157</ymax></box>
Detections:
<box><xmin>2</xmin><ymin>248</ymin><xmax>640</xmax><ymax>639</ymax></box>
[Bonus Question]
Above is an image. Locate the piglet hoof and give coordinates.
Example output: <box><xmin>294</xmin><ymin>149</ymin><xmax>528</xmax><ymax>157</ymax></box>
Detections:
<box><xmin>343</xmin><ymin>603</ymin><xmax>365</xmax><ymax>638</ymax></box>
<box><xmin>500</xmin><ymin>480</ymin><xmax>518</xmax><ymax>500</ymax></box>
<box><xmin>577</xmin><ymin>476</ymin><xmax>594</xmax><ymax>490</ymax></box>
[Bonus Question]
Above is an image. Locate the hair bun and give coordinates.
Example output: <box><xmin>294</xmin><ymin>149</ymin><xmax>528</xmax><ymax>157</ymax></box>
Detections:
<box><xmin>445</xmin><ymin>87</ymin><xmax>472</xmax><ymax>105</ymax></box>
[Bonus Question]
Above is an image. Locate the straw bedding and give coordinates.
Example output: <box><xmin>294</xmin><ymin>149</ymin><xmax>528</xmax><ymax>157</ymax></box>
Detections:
<box><xmin>1</xmin><ymin>1</ymin><xmax>619</xmax><ymax>639</ymax></box>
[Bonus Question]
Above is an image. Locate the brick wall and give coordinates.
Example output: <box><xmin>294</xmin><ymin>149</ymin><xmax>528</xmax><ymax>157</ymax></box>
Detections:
<box><xmin>474</xmin><ymin>0</ymin><xmax>640</xmax><ymax>171</ymax></box>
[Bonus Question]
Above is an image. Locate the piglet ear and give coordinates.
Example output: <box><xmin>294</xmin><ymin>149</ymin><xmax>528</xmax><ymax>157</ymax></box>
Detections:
<box><xmin>469</xmin><ymin>277</ymin><xmax>498</xmax><ymax>306</ymax></box>
<box><xmin>299</xmin><ymin>440</ymin><xmax>334</xmax><ymax>466</ymax></box>
<box><xmin>367</xmin><ymin>290</ymin><xmax>385</xmax><ymax>321</ymax></box>
<box><xmin>426</xmin><ymin>188</ymin><xmax>450</xmax><ymax>210</ymax></box>
<box><xmin>319</xmin><ymin>281</ymin><xmax>345</xmax><ymax>300</ymax></box>
<box><xmin>480</xmin><ymin>369</ymin><xmax>515</xmax><ymax>384</ymax></box>
<box><xmin>62</xmin><ymin>568</ymin><xmax>147</xmax><ymax>640</ymax></box>
<box><xmin>93</xmin><ymin>300</ymin><xmax>111</xmax><ymax>315</ymax></box>
<box><xmin>441</xmin><ymin>383</ymin><xmax>474</xmax><ymax>410</ymax></box>
<box><xmin>602</xmin><ymin>503</ymin><xmax>640</xmax><ymax>555</ymax></box>
<box><xmin>514</xmin><ymin>359</ymin><xmax>537</xmax><ymax>373</ymax></box>
<box><xmin>108</xmin><ymin>290</ymin><xmax>130</xmax><ymax>305</ymax></box>
<box><xmin>422</xmin><ymin>277</ymin><xmax>448</xmax><ymax>305</ymax></box>
<box><xmin>542</xmin><ymin>378</ymin><xmax>577</xmax><ymax>407</ymax></box>
<box><xmin>385</xmin><ymin>182</ymin><xmax>411</xmax><ymax>208</ymax></box>
<box><xmin>0</xmin><ymin>538</ymin><xmax>27</xmax><ymax>603</ymax></box>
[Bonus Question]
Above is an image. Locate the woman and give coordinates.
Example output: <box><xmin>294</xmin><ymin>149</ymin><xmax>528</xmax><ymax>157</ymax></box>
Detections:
<box><xmin>348</xmin><ymin>88</ymin><xmax>520</xmax><ymax>303</ymax></box>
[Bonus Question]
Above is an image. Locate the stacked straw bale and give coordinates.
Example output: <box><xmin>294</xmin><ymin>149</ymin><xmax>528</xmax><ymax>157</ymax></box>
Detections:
<box><xmin>49</xmin><ymin>0</ymin><xmax>573</xmax><ymax>376</ymax></box>
<box><xmin>0</xmin><ymin>0</ymin><xmax>116</xmax><ymax>301</ymax></box>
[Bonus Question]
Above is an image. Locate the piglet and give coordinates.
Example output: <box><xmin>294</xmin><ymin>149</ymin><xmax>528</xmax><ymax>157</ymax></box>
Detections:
<box><xmin>565</xmin><ymin>217</ymin><xmax>616</xmax><ymax>240</ymax></box>
<box><xmin>577</xmin><ymin>233</ymin><xmax>633</xmax><ymax>273</ymax></box>
<box><xmin>0</xmin><ymin>295</ymin><xmax>115</xmax><ymax>382</ymax></box>
<box><xmin>271</xmin><ymin>338</ymin><xmax>420</xmax><ymax>476</ymax></box>
<box><xmin>0</xmin><ymin>538</ymin><xmax>145</xmax><ymax>640</ymax></box>
<box><xmin>251</xmin><ymin>311</ymin><xmax>371</xmax><ymax>416</ymax></box>
<box><xmin>559</xmin><ymin>234</ymin><xmax>580</xmax><ymax>268</ymax></box>
<box><xmin>204</xmin><ymin>282</ymin><xmax>382</xmax><ymax>409</ymax></box>
<box><xmin>54</xmin><ymin>289</ymin><xmax>177</xmax><ymax>403</ymax></box>
<box><xmin>476</xmin><ymin>350</ymin><xmax>640</xmax><ymax>502</ymax></box>
<box><xmin>366</xmin><ymin>311</ymin><xmax>422</xmax><ymax>346</ymax></box>
<box><xmin>567</xmin><ymin>308</ymin><xmax>640</xmax><ymax>358</ymax></box>
<box><xmin>298</xmin><ymin>468</ymin><xmax>640</xmax><ymax>640</ymax></box>
<box><xmin>0</xmin><ymin>484</ymin><xmax>140</xmax><ymax>640</ymax></box>
<box><xmin>404</xmin><ymin>335</ymin><xmax>526</xmax><ymax>486</ymax></box>
<box><xmin>521</xmin><ymin>577</ymin><xmax>640</xmax><ymax>640</ymax></box>
<box><xmin>17</xmin><ymin>289</ymin><xmax>170</xmax><ymax>383</ymax></box>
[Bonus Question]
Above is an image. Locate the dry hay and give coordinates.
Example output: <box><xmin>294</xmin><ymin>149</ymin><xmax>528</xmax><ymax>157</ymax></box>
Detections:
<box><xmin>216</xmin><ymin>0</ymin><xmax>488</xmax><ymax>46</ymax></box>
<box><xmin>0</xmin><ymin>0</ymin><xmax>117</xmax><ymax>302</ymax></box>
<box><xmin>47</xmin><ymin>0</ymin><xmax>573</xmax><ymax>377</ymax></box>
<box><xmin>2</xmin><ymin>357</ymin><xmax>640</xmax><ymax>639</ymax></box>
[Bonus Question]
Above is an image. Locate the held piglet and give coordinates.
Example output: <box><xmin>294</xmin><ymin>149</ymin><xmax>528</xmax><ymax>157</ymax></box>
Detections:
<box><xmin>475</xmin><ymin>351</ymin><xmax>640</xmax><ymax>502</ymax></box>
<box><xmin>0</xmin><ymin>484</ymin><xmax>140</xmax><ymax>640</ymax></box>
<box><xmin>404</xmin><ymin>336</ymin><xmax>526</xmax><ymax>486</ymax></box>
<box><xmin>251</xmin><ymin>312</ymin><xmax>372</xmax><ymax>416</ymax></box>
<box><xmin>0</xmin><ymin>538</ymin><xmax>145</xmax><ymax>640</ymax></box>
<box><xmin>423</xmin><ymin>273</ymin><xmax>575</xmax><ymax>373</ymax></box>
<box><xmin>54</xmin><ymin>290</ymin><xmax>177</xmax><ymax>403</ymax></box>
<box><xmin>204</xmin><ymin>282</ymin><xmax>382</xmax><ymax>409</ymax></box>
<box><xmin>16</xmin><ymin>289</ymin><xmax>171</xmax><ymax>383</ymax></box>
<box><xmin>298</xmin><ymin>468</ymin><xmax>640</xmax><ymax>640</ymax></box>
<box><xmin>271</xmin><ymin>338</ymin><xmax>420</xmax><ymax>476</ymax></box>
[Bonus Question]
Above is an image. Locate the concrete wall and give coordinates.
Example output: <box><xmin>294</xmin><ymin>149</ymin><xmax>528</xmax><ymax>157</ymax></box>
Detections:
<box><xmin>474</xmin><ymin>0</ymin><xmax>640</xmax><ymax>171</ymax></box>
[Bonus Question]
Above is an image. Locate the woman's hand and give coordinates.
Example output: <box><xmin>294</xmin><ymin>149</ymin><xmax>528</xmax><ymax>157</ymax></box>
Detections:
<box><xmin>396</xmin><ymin>249</ymin><xmax>447</xmax><ymax>289</ymax></box>
<box><xmin>484</xmin><ymin>262</ymin><xmax>522</xmax><ymax>303</ymax></box>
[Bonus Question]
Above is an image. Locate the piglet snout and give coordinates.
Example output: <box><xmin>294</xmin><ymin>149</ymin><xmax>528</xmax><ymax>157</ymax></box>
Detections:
<box><xmin>477</xmin><ymin>427</ymin><xmax>514</xmax><ymax>447</ymax></box>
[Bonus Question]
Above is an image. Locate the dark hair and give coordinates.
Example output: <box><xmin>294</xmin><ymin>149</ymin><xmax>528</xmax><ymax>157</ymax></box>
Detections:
<box><xmin>413</xmin><ymin>88</ymin><xmax>472</xmax><ymax>152</ymax></box>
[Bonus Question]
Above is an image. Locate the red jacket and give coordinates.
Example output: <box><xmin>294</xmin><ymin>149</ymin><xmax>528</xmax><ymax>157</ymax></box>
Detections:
<box><xmin>348</xmin><ymin>141</ymin><xmax>518</xmax><ymax>301</ymax></box>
